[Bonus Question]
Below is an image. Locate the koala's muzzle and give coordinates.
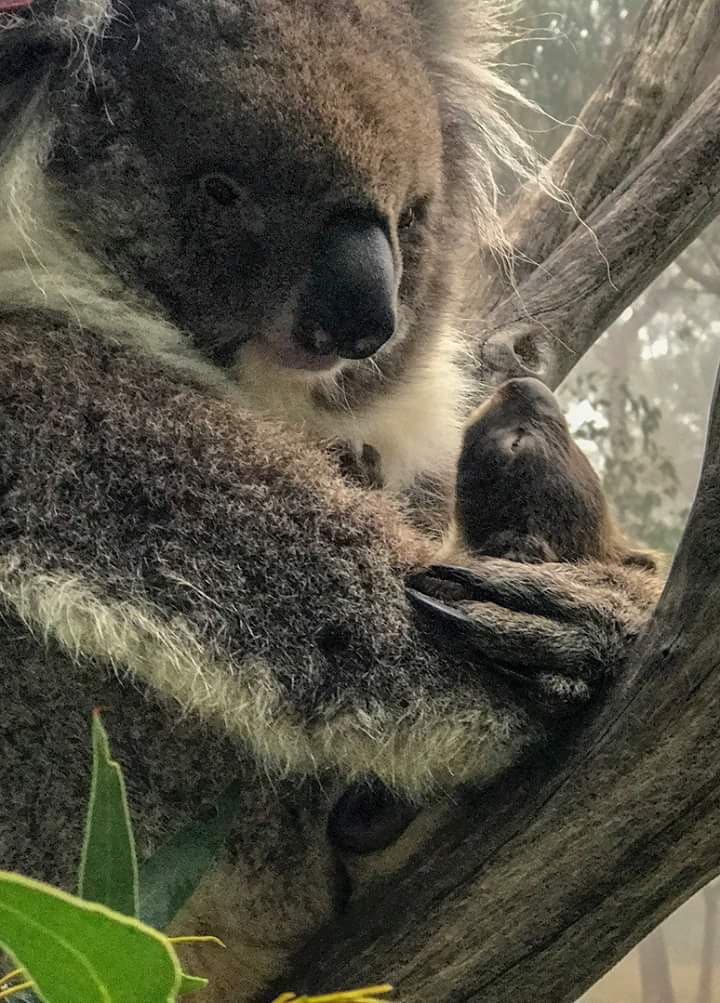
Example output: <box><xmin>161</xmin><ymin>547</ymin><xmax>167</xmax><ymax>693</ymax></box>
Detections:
<box><xmin>295</xmin><ymin>219</ymin><xmax>397</xmax><ymax>360</ymax></box>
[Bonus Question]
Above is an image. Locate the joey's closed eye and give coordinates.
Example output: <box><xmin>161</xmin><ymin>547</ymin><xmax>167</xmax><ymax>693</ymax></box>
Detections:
<box><xmin>200</xmin><ymin>172</ymin><xmax>243</xmax><ymax>207</ymax></box>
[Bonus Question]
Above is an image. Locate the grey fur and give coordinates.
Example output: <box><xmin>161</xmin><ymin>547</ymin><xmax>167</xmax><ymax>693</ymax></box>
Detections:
<box><xmin>0</xmin><ymin>313</ymin><xmax>659</xmax><ymax>998</ymax></box>
<box><xmin>0</xmin><ymin>4</ymin><xmax>659</xmax><ymax>999</ymax></box>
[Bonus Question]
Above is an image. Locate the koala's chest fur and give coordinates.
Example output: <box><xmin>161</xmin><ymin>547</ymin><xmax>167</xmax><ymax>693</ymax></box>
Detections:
<box><xmin>231</xmin><ymin>332</ymin><xmax>467</xmax><ymax>492</ymax></box>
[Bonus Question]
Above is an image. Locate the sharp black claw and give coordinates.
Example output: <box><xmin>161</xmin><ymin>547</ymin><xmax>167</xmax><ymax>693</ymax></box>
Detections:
<box><xmin>407</xmin><ymin>564</ymin><xmax>490</xmax><ymax>599</ymax></box>
<box><xmin>406</xmin><ymin>586</ymin><xmax>478</xmax><ymax>632</ymax></box>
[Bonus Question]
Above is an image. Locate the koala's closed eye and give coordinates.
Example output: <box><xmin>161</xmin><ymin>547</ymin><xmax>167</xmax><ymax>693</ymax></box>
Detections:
<box><xmin>198</xmin><ymin>172</ymin><xmax>267</xmax><ymax>235</ymax></box>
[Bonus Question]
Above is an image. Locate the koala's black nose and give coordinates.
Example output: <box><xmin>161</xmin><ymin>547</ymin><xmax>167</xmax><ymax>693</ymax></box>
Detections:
<box><xmin>295</xmin><ymin>219</ymin><xmax>397</xmax><ymax>360</ymax></box>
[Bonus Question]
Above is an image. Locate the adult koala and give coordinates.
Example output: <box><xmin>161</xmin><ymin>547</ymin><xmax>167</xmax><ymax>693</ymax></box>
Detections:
<box><xmin>0</xmin><ymin>1</ymin><xmax>656</xmax><ymax>998</ymax></box>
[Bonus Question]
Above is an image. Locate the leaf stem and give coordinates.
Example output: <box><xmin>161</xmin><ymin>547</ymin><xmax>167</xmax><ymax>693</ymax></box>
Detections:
<box><xmin>0</xmin><ymin>980</ymin><xmax>33</xmax><ymax>1000</ymax></box>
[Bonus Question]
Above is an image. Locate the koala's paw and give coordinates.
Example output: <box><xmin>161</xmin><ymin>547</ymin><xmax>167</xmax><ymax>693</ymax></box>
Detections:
<box><xmin>327</xmin><ymin>441</ymin><xmax>385</xmax><ymax>490</ymax></box>
<box><xmin>406</xmin><ymin>560</ymin><xmax>648</xmax><ymax>714</ymax></box>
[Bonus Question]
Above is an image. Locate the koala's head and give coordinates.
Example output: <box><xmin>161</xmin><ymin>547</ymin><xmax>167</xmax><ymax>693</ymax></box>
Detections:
<box><xmin>0</xmin><ymin>0</ymin><xmax>522</xmax><ymax>400</ymax></box>
<box><xmin>454</xmin><ymin>377</ymin><xmax>658</xmax><ymax>569</ymax></box>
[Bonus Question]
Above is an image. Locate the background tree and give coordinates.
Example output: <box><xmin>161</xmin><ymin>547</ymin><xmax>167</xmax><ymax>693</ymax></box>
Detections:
<box><xmin>640</xmin><ymin>929</ymin><xmax>676</xmax><ymax>1003</ymax></box>
<box><xmin>696</xmin><ymin>883</ymin><xmax>720</xmax><ymax>1003</ymax></box>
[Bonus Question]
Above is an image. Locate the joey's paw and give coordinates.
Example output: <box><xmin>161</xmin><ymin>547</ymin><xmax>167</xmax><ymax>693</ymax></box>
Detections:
<box><xmin>327</xmin><ymin>441</ymin><xmax>384</xmax><ymax>490</ymax></box>
<box><xmin>405</xmin><ymin>562</ymin><xmax>620</xmax><ymax>714</ymax></box>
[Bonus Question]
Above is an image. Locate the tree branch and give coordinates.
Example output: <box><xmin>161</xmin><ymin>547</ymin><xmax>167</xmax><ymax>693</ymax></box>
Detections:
<box><xmin>291</xmin><ymin>343</ymin><xmax>720</xmax><ymax>1003</ymax></box>
<box><xmin>479</xmin><ymin>0</ymin><xmax>720</xmax><ymax>313</ymax></box>
<box><xmin>280</xmin><ymin>11</ymin><xmax>720</xmax><ymax>998</ymax></box>
<box><xmin>474</xmin><ymin>72</ymin><xmax>720</xmax><ymax>392</ymax></box>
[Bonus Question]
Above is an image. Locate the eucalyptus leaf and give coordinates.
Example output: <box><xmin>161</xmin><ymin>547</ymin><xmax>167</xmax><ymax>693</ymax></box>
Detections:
<box><xmin>139</xmin><ymin>780</ymin><xmax>245</xmax><ymax>930</ymax></box>
<box><xmin>78</xmin><ymin>712</ymin><xmax>139</xmax><ymax>918</ymax></box>
<box><xmin>0</xmin><ymin>871</ymin><xmax>181</xmax><ymax>1003</ymax></box>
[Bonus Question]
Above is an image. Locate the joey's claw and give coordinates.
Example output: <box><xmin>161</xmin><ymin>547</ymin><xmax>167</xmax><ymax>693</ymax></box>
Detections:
<box><xmin>328</xmin><ymin>441</ymin><xmax>384</xmax><ymax>490</ymax></box>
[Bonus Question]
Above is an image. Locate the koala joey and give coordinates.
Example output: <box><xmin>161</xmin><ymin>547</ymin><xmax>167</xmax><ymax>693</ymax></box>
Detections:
<box><xmin>331</xmin><ymin>377</ymin><xmax>663</xmax><ymax>862</ymax></box>
<box><xmin>410</xmin><ymin>376</ymin><xmax>662</xmax><ymax>706</ymax></box>
<box><xmin>0</xmin><ymin>1</ymin><xmax>662</xmax><ymax>998</ymax></box>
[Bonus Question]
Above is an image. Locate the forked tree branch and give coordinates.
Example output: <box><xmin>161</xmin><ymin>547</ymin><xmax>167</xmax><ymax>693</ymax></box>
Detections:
<box><xmin>480</xmin><ymin>0</ymin><xmax>720</xmax><ymax>314</ymax></box>
<box><xmin>284</xmin><ymin>2</ymin><xmax>720</xmax><ymax>999</ymax></box>
<box><xmin>469</xmin><ymin>0</ymin><xmax>720</xmax><ymax>396</ymax></box>
<box><xmin>292</xmin><ymin>315</ymin><xmax>720</xmax><ymax>1003</ymax></box>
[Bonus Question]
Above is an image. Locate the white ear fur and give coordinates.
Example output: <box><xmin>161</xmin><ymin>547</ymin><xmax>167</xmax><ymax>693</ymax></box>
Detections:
<box><xmin>53</xmin><ymin>0</ymin><xmax>113</xmax><ymax>34</ymax></box>
<box><xmin>411</xmin><ymin>0</ymin><xmax>511</xmax><ymax>55</ymax></box>
<box><xmin>0</xmin><ymin>0</ymin><xmax>113</xmax><ymax>43</ymax></box>
<box><xmin>411</xmin><ymin>1</ymin><xmax>555</xmax><ymax>263</ymax></box>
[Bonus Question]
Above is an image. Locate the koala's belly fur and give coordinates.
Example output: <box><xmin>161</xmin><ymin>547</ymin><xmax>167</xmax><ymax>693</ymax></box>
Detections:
<box><xmin>2</xmin><ymin>606</ymin><xmax>451</xmax><ymax>1002</ymax></box>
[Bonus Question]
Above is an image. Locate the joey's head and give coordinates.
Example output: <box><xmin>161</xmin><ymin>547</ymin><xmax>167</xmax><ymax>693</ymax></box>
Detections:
<box><xmin>453</xmin><ymin>378</ymin><xmax>657</xmax><ymax>568</ymax></box>
<box><xmin>0</xmin><ymin>0</ymin><xmax>504</xmax><ymax>404</ymax></box>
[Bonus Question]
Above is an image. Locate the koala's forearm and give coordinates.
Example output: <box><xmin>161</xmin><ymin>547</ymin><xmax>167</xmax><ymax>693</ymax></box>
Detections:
<box><xmin>0</xmin><ymin>316</ymin><xmax>541</xmax><ymax>795</ymax></box>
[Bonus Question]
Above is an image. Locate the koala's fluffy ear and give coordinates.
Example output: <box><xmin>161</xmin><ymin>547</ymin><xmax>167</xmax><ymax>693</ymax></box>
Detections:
<box><xmin>412</xmin><ymin>0</ymin><xmax>511</xmax><ymax>57</ymax></box>
<box><xmin>0</xmin><ymin>0</ymin><xmax>112</xmax><ymax>149</ymax></box>
<box><xmin>0</xmin><ymin>0</ymin><xmax>112</xmax><ymax>64</ymax></box>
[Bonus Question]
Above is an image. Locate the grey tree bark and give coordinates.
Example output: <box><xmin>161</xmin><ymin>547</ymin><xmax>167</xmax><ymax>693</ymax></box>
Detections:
<box><xmin>286</xmin><ymin>0</ymin><xmax>720</xmax><ymax>999</ymax></box>
<box><xmin>475</xmin><ymin>71</ymin><xmax>720</xmax><ymax>393</ymax></box>
<box><xmin>478</xmin><ymin>0</ymin><xmax>720</xmax><ymax>315</ymax></box>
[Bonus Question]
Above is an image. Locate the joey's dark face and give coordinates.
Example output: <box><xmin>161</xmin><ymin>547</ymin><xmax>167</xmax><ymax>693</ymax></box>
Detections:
<box><xmin>456</xmin><ymin>378</ymin><xmax>612</xmax><ymax>563</ymax></box>
<box><xmin>46</xmin><ymin>0</ymin><xmax>447</xmax><ymax>381</ymax></box>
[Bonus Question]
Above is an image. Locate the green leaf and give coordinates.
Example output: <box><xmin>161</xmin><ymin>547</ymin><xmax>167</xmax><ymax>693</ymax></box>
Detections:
<box><xmin>0</xmin><ymin>871</ymin><xmax>181</xmax><ymax>1003</ymax></box>
<box><xmin>139</xmin><ymin>780</ymin><xmax>245</xmax><ymax>930</ymax></box>
<box><xmin>177</xmin><ymin>973</ymin><xmax>209</xmax><ymax>995</ymax></box>
<box><xmin>78</xmin><ymin>711</ymin><xmax>139</xmax><ymax>918</ymax></box>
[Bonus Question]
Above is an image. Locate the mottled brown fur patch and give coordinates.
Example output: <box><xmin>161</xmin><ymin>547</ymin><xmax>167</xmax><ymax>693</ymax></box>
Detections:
<box><xmin>447</xmin><ymin>379</ymin><xmax>661</xmax><ymax>570</ymax></box>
